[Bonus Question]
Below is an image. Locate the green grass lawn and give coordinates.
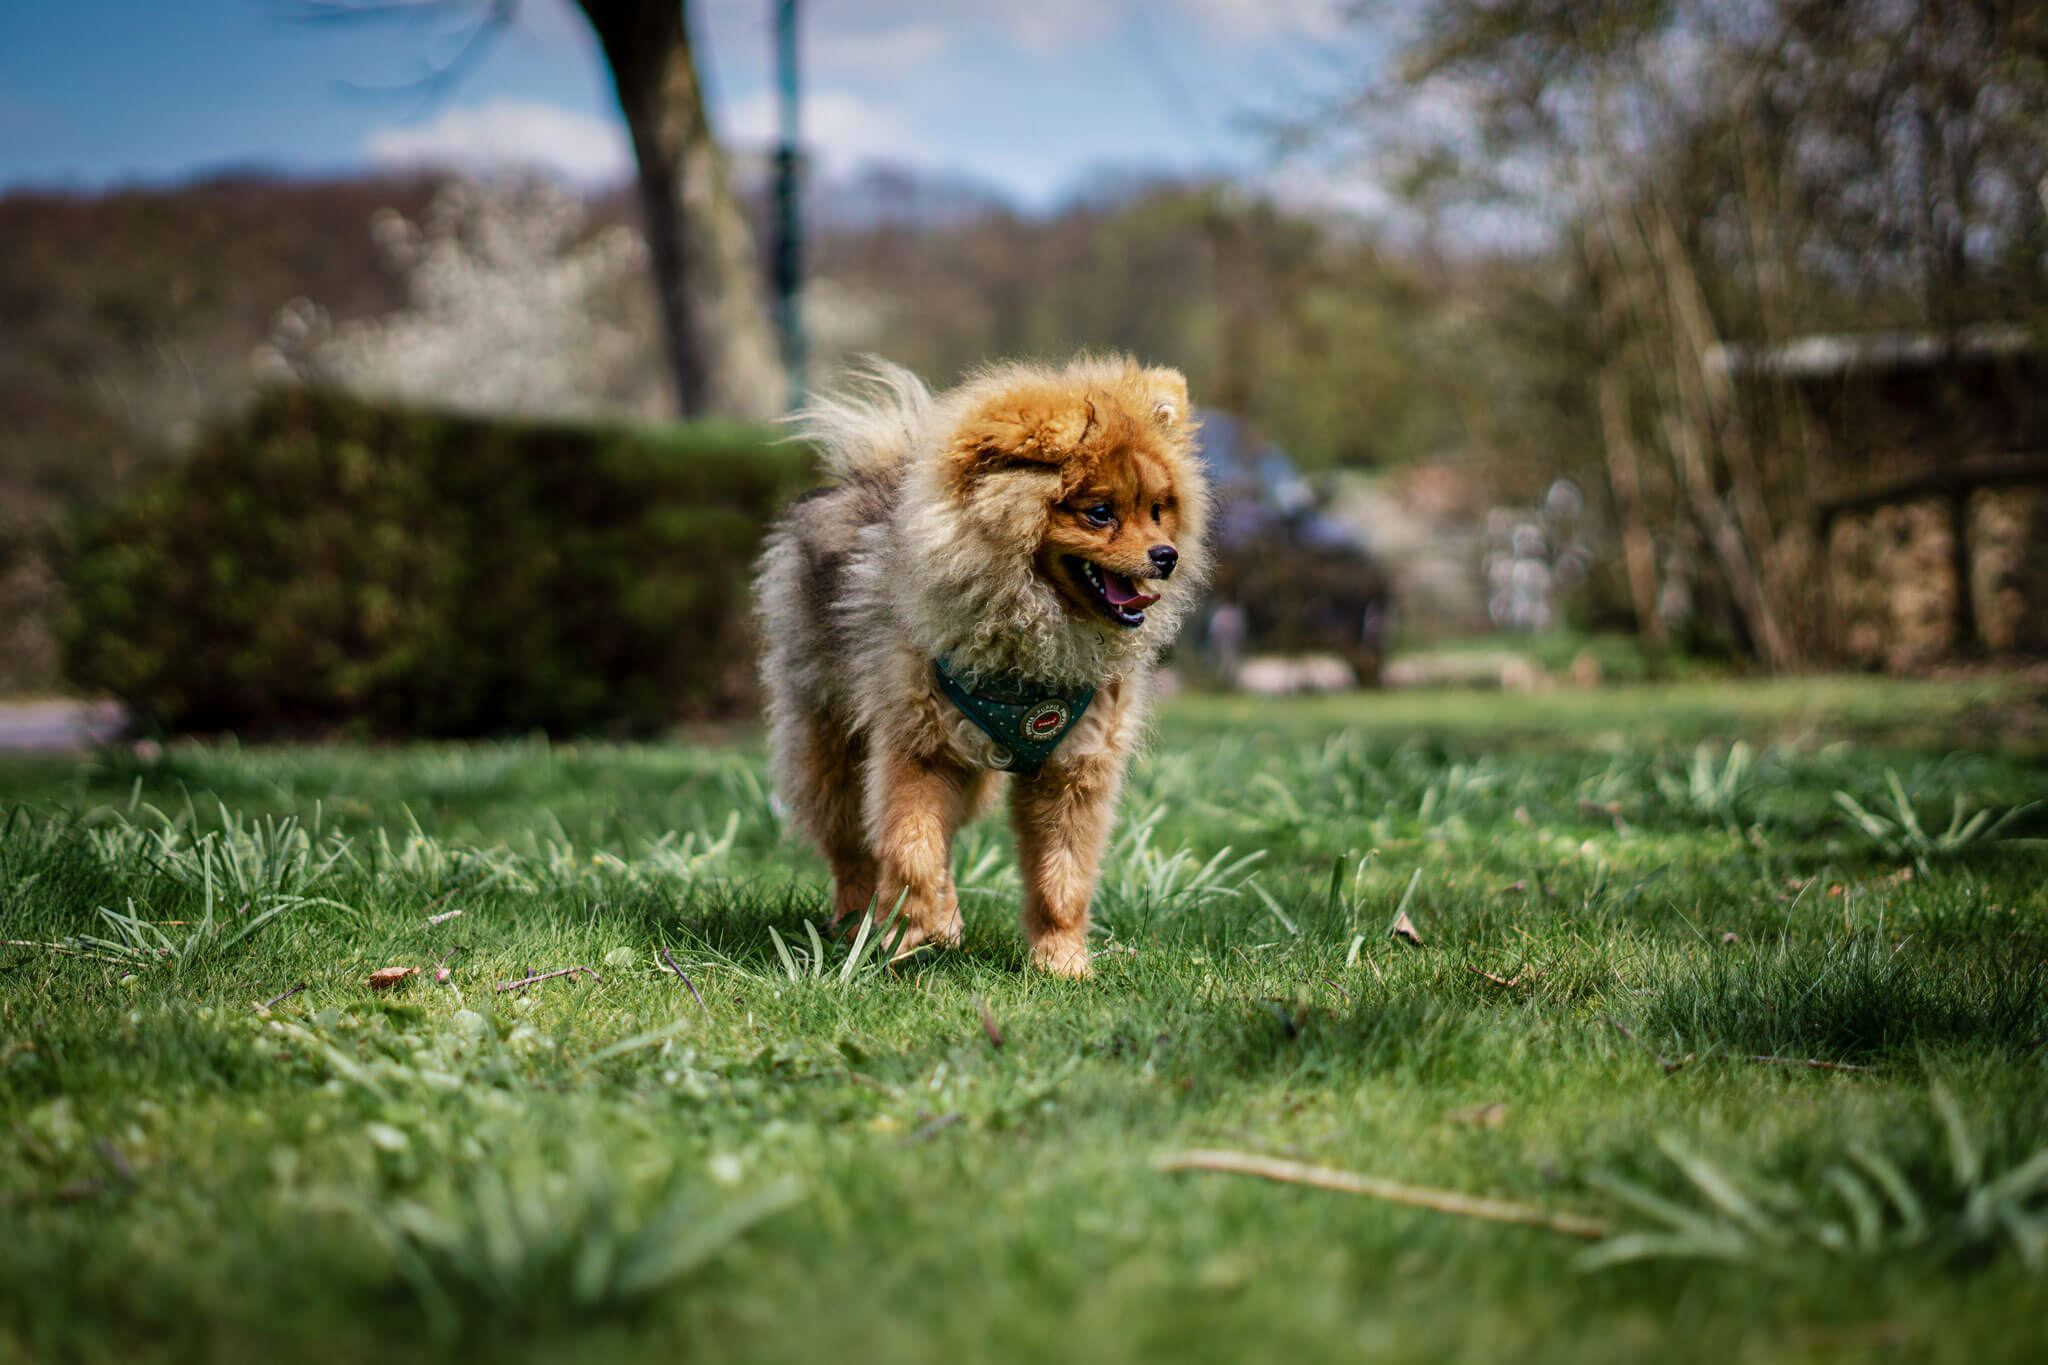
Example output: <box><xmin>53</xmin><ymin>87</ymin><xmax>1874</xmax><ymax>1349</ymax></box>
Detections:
<box><xmin>4</xmin><ymin>677</ymin><xmax>2047</xmax><ymax>1363</ymax></box>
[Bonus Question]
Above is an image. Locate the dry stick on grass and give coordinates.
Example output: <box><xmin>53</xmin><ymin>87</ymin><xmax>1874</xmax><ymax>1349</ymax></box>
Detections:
<box><xmin>906</xmin><ymin>1112</ymin><xmax>964</xmax><ymax>1143</ymax></box>
<box><xmin>94</xmin><ymin>1138</ymin><xmax>136</xmax><ymax>1186</ymax></box>
<box><xmin>494</xmin><ymin>965</ymin><xmax>601</xmax><ymax>993</ymax></box>
<box><xmin>420</xmin><ymin>883</ymin><xmax>469</xmax><ymax>915</ymax></box>
<box><xmin>1745</xmin><ymin>1055</ymin><xmax>1878</xmax><ymax>1074</ymax></box>
<box><xmin>425</xmin><ymin>908</ymin><xmax>465</xmax><ymax>926</ymax></box>
<box><xmin>1360</xmin><ymin>951</ymin><xmax>1387</xmax><ymax>989</ymax></box>
<box><xmin>976</xmin><ymin>995</ymin><xmax>1004</xmax><ymax>1048</ymax></box>
<box><xmin>1154</xmin><ymin>1150</ymin><xmax>1610</xmax><ymax>1240</ymax></box>
<box><xmin>259</xmin><ymin>983</ymin><xmax>306</xmax><ymax>1011</ymax></box>
<box><xmin>4</xmin><ymin>940</ymin><xmax>138</xmax><ymax>966</ymax></box>
<box><xmin>1605</xmin><ymin>1015</ymin><xmax>1693</xmax><ymax>1076</ymax></box>
<box><xmin>659</xmin><ymin>945</ymin><xmax>710</xmax><ymax>1015</ymax></box>
<box><xmin>0</xmin><ymin>1178</ymin><xmax>108</xmax><ymax>1208</ymax></box>
<box><xmin>1605</xmin><ymin>1016</ymin><xmax>1872</xmax><ymax>1076</ymax></box>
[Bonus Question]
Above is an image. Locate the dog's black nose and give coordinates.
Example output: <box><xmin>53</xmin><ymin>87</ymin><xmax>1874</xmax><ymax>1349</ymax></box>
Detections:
<box><xmin>1148</xmin><ymin>545</ymin><xmax>1178</xmax><ymax>577</ymax></box>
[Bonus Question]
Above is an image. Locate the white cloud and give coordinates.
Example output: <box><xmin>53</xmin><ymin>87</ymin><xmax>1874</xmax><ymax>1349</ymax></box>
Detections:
<box><xmin>810</xmin><ymin>23</ymin><xmax>952</xmax><ymax>74</ymax></box>
<box><xmin>365</xmin><ymin>99</ymin><xmax>632</xmax><ymax>187</ymax></box>
<box><xmin>696</xmin><ymin>0</ymin><xmax>1344</xmax><ymax>59</ymax></box>
<box><xmin>506</xmin><ymin>0</ymin><xmax>601</xmax><ymax>48</ymax></box>
<box><xmin>720</xmin><ymin>89</ymin><xmax>925</xmax><ymax>172</ymax></box>
<box><xmin>1176</xmin><ymin>0</ymin><xmax>1347</xmax><ymax>40</ymax></box>
<box><xmin>980</xmin><ymin>0</ymin><xmax>1114</xmax><ymax>53</ymax></box>
<box><xmin>834</xmin><ymin>0</ymin><xmax>1346</xmax><ymax>51</ymax></box>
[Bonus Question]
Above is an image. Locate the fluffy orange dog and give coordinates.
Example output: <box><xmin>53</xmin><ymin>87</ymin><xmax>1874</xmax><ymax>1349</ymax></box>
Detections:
<box><xmin>754</xmin><ymin>354</ymin><xmax>1210</xmax><ymax>976</ymax></box>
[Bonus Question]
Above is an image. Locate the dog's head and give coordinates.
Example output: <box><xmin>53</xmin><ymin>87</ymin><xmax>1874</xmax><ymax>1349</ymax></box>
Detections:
<box><xmin>940</xmin><ymin>359</ymin><xmax>1207</xmax><ymax>637</ymax></box>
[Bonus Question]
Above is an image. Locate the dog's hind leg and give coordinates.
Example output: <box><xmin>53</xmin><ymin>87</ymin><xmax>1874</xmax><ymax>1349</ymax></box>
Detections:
<box><xmin>773</xmin><ymin>707</ymin><xmax>878</xmax><ymax>928</ymax></box>
<box><xmin>813</xmin><ymin>729</ymin><xmax>880</xmax><ymax>930</ymax></box>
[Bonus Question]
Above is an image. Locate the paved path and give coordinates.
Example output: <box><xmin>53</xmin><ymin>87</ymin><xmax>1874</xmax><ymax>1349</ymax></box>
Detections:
<box><xmin>0</xmin><ymin>700</ymin><xmax>129</xmax><ymax>752</ymax></box>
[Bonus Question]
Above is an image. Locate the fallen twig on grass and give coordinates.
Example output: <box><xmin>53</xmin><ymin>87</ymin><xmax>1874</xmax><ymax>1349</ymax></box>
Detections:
<box><xmin>3</xmin><ymin>940</ymin><xmax>137</xmax><ymax>966</ymax></box>
<box><xmin>1448</xmin><ymin>1102</ymin><xmax>1508</xmax><ymax>1129</ymax></box>
<box><xmin>94</xmin><ymin>1138</ymin><xmax>135</xmax><ymax>1186</ymax></box>
<box><xmin>425</xmin><ymin>908</ymin><xmax>464</xmax><ymax>926</ymax></box>
<box><xmin>976</xmin><ymin>995</ymin><xmax>1004</xmax><ymax>1048</ymax></box>
<box><xmin>659</xmin><ymin>945</ymin><xmax>709</xmax><ymax>1014</ymax></box>
<box><xmin>1467</xmin><ymin>965</ymin><xmax>1532</xmax><ymax>990</ymax></box>
<box><xmin>1744</xmin><ymin>1054</ymin><xmax>1878</xmax><ymax>1074</ymax></box>
<box><xmin>906</xmin><ymin>1112</ymin><xmax>963</xmax><ymax>1143</ymax></box>
<box><xmin>420</xmin><ymin>883</ymin><xmax>468</xmax><ymax>914</ymax></box>
<box><xmin>1605</xmin><ymin>1015</ymin><xmax>1692</xmax><ymax>1076</ymax></box>
<box><xmin>258</xmin><ymin>983</ymin><xmax>306</xmax><ymax>1011</ymax></box>
<box><xmin>1604</xmin><ymin>1016</ymin><xmax>1875</xmax><ymax>1076</ymax></box>
<box><xmin>1360</xmin><ymin>951</ymin><xmax>1386</xmax><ymax>988</ymax></box>
<box><xmin>1319</xmin><ymin>975</ymin><xmax>1353</xmax><ymax>1003</ymax></box>
<box><xmin>495</xmin><ymin>965</ymin><xmax>601</xmax><ymax>993</ymax></box>
<box><xmin>0</xmin><ymin>1178</ymin><xmax>107</xmax><ymax>1208</ymax></box>
<box><xmin>1154</xmin><ymin>1149</ymin><xmax>1610</xmax><ymax>1240</ymax></box>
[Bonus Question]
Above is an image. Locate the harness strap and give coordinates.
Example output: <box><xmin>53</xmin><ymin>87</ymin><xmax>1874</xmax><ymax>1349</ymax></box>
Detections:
<box><xmin>932</xmin><ymin>657</ymin><xmax>1094</xmax><ymax>773</ymax></box>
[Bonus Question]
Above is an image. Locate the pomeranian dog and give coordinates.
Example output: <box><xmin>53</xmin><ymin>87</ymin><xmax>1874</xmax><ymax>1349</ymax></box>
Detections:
<box><xmin>755</xmin><ymin>354</ymin><xmax>1209</xmax><ymax>976</ymax></box>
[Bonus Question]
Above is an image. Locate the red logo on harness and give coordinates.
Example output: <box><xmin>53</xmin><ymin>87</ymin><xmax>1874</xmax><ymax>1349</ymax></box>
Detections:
<box><xmin>1022</xmin><ymin>700</ymin><xmax>1070</xmax><ymax>739</ymax></box>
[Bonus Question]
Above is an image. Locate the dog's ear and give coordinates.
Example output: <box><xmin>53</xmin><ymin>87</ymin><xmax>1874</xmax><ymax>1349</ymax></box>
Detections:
<box><xmin>1146</xmin><ymin>369</ymin><xmax>1190</xmax><ymax>428</ymax></box>
<box><xmin>952</xmin><ymin>386</ymin><xmax>1094</xmax><ymax>474</ymax></box>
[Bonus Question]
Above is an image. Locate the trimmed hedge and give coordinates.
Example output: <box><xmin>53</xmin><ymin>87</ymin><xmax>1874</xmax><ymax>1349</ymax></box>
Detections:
<box><xmin>62</xmin><ymin>389</ymin><xmax>814</xmax><ymax>737</ymax></box>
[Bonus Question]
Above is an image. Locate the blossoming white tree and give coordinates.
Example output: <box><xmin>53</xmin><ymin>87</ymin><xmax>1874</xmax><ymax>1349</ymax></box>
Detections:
<box><xmin>258</xmin><ymin>177</ymin><xmax>668</xmax><ymax>419</ymax></box>
<box><xmin>292</xmin><ymin>0</ymin><xmax>785</xmax><ymax>420</ymax></box>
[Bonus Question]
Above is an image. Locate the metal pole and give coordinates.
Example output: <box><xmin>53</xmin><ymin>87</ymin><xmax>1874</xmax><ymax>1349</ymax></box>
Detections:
<box><xmin>772</xmin><ymin>0</ymin><xmax>804</xmax><ymax>410</ymax></box>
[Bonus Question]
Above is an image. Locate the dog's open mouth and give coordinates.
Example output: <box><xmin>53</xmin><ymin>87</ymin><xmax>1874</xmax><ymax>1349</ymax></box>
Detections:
<box><xmin>1068</xmin><ymin>555</ymin><xmax>1159</xmax><ymax>628</ymax></box>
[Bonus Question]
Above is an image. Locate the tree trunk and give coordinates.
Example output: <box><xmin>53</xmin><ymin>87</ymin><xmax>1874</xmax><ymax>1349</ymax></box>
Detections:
<box><xmin>1597</xmin><ymin>364</ymin><xmax>1664</xmax><ymax>647</ymax></box>
<box><xmin>577</xmin><ymin>0</ymin><xmax>785</xmax><ymax>421</ymax></box>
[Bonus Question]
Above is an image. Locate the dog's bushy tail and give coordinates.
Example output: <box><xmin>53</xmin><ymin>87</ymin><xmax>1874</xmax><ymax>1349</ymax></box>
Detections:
<box><xmin>790</xmin><ymin>358</ymin><xmax>932</xmax><ymax>479</ymax></box>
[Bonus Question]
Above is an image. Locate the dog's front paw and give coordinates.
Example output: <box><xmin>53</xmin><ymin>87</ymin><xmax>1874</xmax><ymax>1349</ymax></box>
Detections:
<box><xmin>1028</xmin><ymin>936</ymin><xmax>1093</xmax><ymax>979</ymax></box>
<box><xmin>887</xmin><ymin>920</ymin><xmax>962</xmax><ymax>962</ymax></box>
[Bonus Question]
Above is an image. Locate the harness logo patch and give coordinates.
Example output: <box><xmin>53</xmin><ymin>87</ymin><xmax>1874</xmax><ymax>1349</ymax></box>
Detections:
<box><xmin>1022</xmin><ymin>699</ymin><xmax>1071</xmax><ymax>741</ymax></box>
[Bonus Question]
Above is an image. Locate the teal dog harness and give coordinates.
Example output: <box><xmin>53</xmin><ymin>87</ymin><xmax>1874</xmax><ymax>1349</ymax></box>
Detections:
<box><xmin>933</xmin><ymin>657</ymin><xmax>1095</xmax><ymax>773</ymax></box>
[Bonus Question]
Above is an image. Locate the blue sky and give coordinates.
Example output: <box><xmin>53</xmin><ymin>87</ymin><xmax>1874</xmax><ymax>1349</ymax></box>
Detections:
<box><xmin>0</xmin><ymin>1</ymin><xmax>1372</xmax><ymax>209</ymax></box>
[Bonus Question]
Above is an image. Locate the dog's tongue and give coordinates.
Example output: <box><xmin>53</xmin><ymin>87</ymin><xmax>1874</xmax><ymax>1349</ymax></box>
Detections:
<box><xmin>1101</xmin><ymin>568</ymin><xmax>1159</xmax><ymax>609</ymax></box>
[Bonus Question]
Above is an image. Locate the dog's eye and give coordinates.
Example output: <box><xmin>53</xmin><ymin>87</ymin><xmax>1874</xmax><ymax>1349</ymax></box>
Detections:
<box><xmin>1081</xmin><ymin>503</ymin><xmax>1115</xmax><ymax>527</ymax></box>
<box><xmin>1151</xmin><ymin>502</ymin><xmax>1164</xmax><ymax>522</ymax></box>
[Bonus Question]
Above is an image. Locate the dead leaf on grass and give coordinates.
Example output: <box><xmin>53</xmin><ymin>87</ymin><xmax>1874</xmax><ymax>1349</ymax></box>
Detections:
<box><xmin>365</xmin><ymin>966</ymin><xmax>419</xmax><ymax>991</ymax></box>
<box><xmin>1389</xmin><ymin>911</ymin><xmax>1423</xmax><ymax>946</ymax></box>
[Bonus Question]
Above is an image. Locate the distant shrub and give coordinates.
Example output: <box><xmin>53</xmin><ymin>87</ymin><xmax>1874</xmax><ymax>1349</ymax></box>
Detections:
<box><xmin>61</xmin><ymin>388</ymin><xmax>813</xmax><ymax>737</ymax></box>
